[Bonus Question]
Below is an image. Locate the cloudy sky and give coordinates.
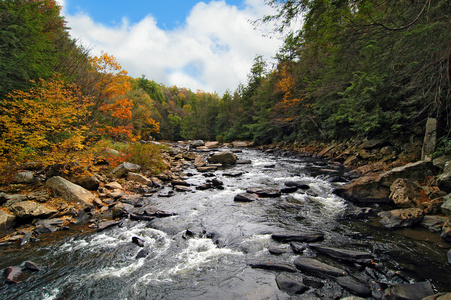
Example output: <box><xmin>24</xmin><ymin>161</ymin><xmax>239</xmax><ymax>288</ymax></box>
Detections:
<box><xmin>56</xmin><ymin>0</ymin><xmax>286</xmax><ymax>95</ymax></box>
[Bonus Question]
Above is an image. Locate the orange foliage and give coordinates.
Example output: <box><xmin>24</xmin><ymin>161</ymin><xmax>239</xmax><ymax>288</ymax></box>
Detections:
<box><xmin>89</xmin><ymin>52</ymin><xmax>134</xmax><ymax>140</ymax></box>
<box><xmin>271</xmin><ymin>64</ymin><xmax>308</xmax><ymax>126</ymax></box>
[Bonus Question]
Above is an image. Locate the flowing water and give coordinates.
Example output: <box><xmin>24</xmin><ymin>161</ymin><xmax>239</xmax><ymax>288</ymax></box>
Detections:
<box><xmin>1</xmin><ymin>149</ymin><xmax>450</xmax><ymax>299</ymax></box>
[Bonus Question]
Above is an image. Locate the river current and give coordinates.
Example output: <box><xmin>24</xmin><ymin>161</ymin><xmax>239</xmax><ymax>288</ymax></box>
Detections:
<box><xmin>1</xmin><ymin>149</ymin><xmax>450</xmax><ymax>299</ymax></box>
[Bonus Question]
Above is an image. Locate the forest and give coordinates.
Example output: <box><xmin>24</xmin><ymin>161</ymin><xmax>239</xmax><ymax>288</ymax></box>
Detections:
<box><xmin>1</xmin><ymin>0</ymin><xmax>450</xmax><ymax>175</ymax></box>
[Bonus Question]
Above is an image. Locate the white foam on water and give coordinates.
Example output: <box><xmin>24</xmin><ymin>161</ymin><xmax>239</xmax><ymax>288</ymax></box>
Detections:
<box><xmin>42</xmin><ymin>288</ymin><xmax>60</xmax><ymax>300</ymax></box>
<box><xmin>87</xmin><ymin>258</ymin><xmax>146</xmax><ymax>279</ymax></box>
<box><xmin>169</xmin><ymin>238</ymin><xmax>241</xmax><ymax>275</ymax></box>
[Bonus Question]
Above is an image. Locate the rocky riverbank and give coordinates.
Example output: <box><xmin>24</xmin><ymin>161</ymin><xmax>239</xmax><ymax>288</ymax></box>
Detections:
<box><xmin>1</xmin><ymin>139</ymin><xmax>450</xmax><ymax>299</ymax></box>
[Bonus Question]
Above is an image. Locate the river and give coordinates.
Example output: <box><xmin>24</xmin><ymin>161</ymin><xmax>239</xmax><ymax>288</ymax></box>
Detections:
<box><xmin>1</xmin><ymin>148</ymin><xmax>450</xmax><ymax>299</ymax></box>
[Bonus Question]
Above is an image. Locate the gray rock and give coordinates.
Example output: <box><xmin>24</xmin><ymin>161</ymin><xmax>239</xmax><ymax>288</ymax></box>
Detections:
<box><xmin>194</xmin><ymin>155</ymin><xmax>207</xmax><ymax>167</ymax></box>
<box><xmin>232</xmin><ymin>141</ymin><xmax>250</xmax><ymax>148</ymax></box>
<box><xmin>441</xmin><ymin>220</ymin><xmax>451</xmax><ymax>242</ymax></box>
<box><xmin>97</xmin><ymin>220</ymin><xmax>120</xmax><ymax>232</ymax></box>
<box><xmin>46</xmin><ymin>176</ymin><xmax>95</xmax><ymax>208</ymax></box>
<box><xmin>105</xmin><ymin>181</ymin><xmax>123</xmax><ymax>190</ymax></box>
<box><xmin>378</xmin><ymin>208</ymin><xmax>424</xmax><ymax>228</ymax></box>
<box><xmin>234</xmin><ymin>193</ymin><xmax>259</xmax><ymax>202</ymax></box>
<box><xmin>275</xmin><ymin>273</ymin><xmax>308</xmax><ymax>295</ymax></box>
<box><xmin>422</xmin><ymin>117</ymin><xmax>437</xmax><ymax>161</ymax></box>
<box><xmin>197</xmin><ymin>166</ymin><xmax>218</xmax><ymax>172</ymax></box>
<box><xmin>448</xmin><ymin>249</ymin><xmax>451</xmax><ymax>265</ymax></box>
<box><xmin>27</xmin><ymin>190</ymin><xmax>50</xmax><ymax>203</ymax></box>
<box><xmin>420</xmin><ymin>215</ymin><xmax>448</xmax><ymax>232</ymax></box>
<box><xmin>171</xmin><ymin>178</ymin><xmax>190</xmax><ymax>186</ymax></box>
<box><xmin>383</xmin><ymin>281</ymin><xmax>434</xmax><ymax>300</ymax></box>
<box><xmin>441</xmin><ymin>194</ymin><xmax>451</xmax><ymax>218</ymax></box>
<box><xmin>208</xmin><ymin>151</ymin><xmax>237</xmax><ymax>165</ymax></box>
<box><xmin>423</xmin><ymin>293</ymin><xmax>451</xmax><ymax>300</ymax></box>
<box><xmin>247</xmin><ymin>261</ymin><xmax>297</xmax><ymax>272</ymax></box>
<box><xmin>15</xmin><ymin>171</ymin><xmax>34</xmax><ymax>183</ymax></box>
<box><xmin>335</xmin><ymin>276</ymin><xmax>371</xmax><ymax>297</ymax></box>
<box><xmin>294</xmin><ymin>257</ymin><xmax>347</xmax><ymax>279</ymax></box>
<box><xmin>438</xmin><ymin>162</ymin><xmax>451</xmax><ymax>193</ymax></box>
<box><xmin>272</xmin><ymin>232</ymin><xmax>324</xmax><ymax>243</ymax></box>
<box><xmin>112</xmin><ymin>162</ymin><xmax>141</xmax><ymax>178</ymax></box>
<box><xmin>70</xmin><ymin>175</ymin><xmax>100</xmax><ymax>191</ymax></box>
<box><xmin>174</xmin><ymin>185</ymin><xmax>192</xmax><ymax>192</ymax></box>
<box><xmin>378</xmin><ymin>160</ymin><xmax>438</xmax><ymax>188</ymax></box>
<box><xmin>4</xmin><ymin>194</ymin><xmax>28</xmax><ymax>207</ymax></box>
<box><xmin>0</xmin><ymin>210</ymin><xmax>16</xmax><ymax>231</ymax></box>
<box><xmin>190</xmin><ymin>140</ymin><xmax>205</xmax><ymax>147</ymax></box>
<box><xmin>285</xmin><ymin>181</ymin><xmax>310</xmax><ymax>190</ymax></box>
<box><xmin>136</xmin><ymin>248</ymin><xmax>149</xmax><ymax>259</ymax></box>
<box><xmin>433</xmin><ymin>155</ymin><xmax>451</xmax><ymax>170</ymax></box>
<box><xmin>10</xmin><ymin>201</ymin><xmax>57</xmax><ymax>218</ymax></box>
<box><xmin>309</xmin><ymin>244</ymin><xmax>372</xmax><ymax>263</ymax></box>
<box><xmin>246</xmin><ymin>187</ymin><xmax>281</xmax><ymax>197</ymax></box>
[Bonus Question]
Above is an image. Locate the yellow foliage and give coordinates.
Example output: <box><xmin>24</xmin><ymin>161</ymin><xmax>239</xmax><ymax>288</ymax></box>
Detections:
<box><xmin>0</xmin><ymin>76</ymin><xmax>92</xmax><ymax>166</ymax></box>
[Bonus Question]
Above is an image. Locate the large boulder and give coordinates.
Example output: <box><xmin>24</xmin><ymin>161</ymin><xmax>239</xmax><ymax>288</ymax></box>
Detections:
<box><xmin>208</xmin><ymin>151</ymin><xmax>237</xmax><ymax>165</ymax></box>
<box><xmin>9</xmin><ymin>201</ymin><xmax>57</xmax><ymax>218</ymax></box>
<box><xmin>378</xmin><ymin>160</ymin><xmax>438</xmax><ymax>188</ymax></box>
<box><xmin>334</xmin><ymin>161</ymin><xmax>438</xmax><ymax>204</ymax></box>
<box><xmin>389</xmin><ymin>178</ymin><xmax>426</xmax><ymax>208</ymax></box>
<box><xmin>333</xmin><ymin>175</ymin><xmax>390</xmax><ymax>203</ymax></box>
<box><xmin>0</xmin><ymin>210</ymin><xmax>16</xmax><ymax>231</ymax></box>
<box><xmin>378</xmin><ymin>208</ymin><xmax>424</xmax><ymax>228</ymax></box>
<box><xmin>46</xmin><ymin>176</ymin><xmax>95</xmax><ymax>208</ymax></box>
<box><xmin>111</xmin><ymin>162</ymin><xmax>141</xmax><ymax>178</ymax></box>
<box><xmin>70</xmin><ymin>175</ymin><xmax>100</xmax><ymax>191</ymax></box>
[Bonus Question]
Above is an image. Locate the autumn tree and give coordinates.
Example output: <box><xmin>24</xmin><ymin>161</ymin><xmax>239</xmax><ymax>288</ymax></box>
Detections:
<box><xmin>0</xmin><ymin>76</ymin><xmax>92</xmax><ymax>166</ymax></box>
<box><xmin>88</xmin><ymin>52</ymin><xmax>134</xmax><ymax>140</ymax></box>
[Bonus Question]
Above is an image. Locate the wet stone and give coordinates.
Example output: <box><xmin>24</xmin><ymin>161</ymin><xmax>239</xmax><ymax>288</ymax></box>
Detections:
<box><xmin>383</xmin><ymin>281</ymin><xmax>434</xmax><ymax>300</ymax></box>
<box><xmin>247</xmin><ymin>261</ymin><xmax>297</xmax><ymax>273</ymax></box>
<box><xmin>335</xmin><ymin>276</ymin><xmax>371</xmax><ymax>297</ymax></box>
<box><xmin>234</xmin><ymin>193</ymin><xmax>259</xmax><ymax>202</ymax></box>
<box><xmin>272</xmin><ymin>232</ymin><xmax>324</xmax><ymax>243</ymax></box>
<box><xmin>294</xmin><ymin>257</ymin><xmax>347</xmax><ymax>279</ymax></box>
<box><xmin>275</xmin><ymin>273</ymin><xmax>308</xmax><ymax>295</ymax></box>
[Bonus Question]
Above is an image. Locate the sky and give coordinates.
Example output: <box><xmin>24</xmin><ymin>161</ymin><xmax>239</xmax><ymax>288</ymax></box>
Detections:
<box><xmin>55</xmin><ymin>0</ymin><xmax>286</xmax><ymax>95</ymax></box>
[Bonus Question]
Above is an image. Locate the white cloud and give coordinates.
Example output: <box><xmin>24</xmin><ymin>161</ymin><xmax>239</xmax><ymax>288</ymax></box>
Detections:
<box><xmin>61</xmin><ymin>0</ymin><xmax>284</xmax><ymax>94</ymax></box>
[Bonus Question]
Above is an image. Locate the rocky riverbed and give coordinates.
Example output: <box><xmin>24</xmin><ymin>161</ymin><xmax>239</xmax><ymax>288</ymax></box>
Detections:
<box><xmin>0</xmin><ymin>139</ymin><xmax>450</xmax><ymax>299</ymax></box>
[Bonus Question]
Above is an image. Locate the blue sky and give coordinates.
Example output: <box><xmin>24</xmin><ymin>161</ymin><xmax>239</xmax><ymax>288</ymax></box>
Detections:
<box><xmin>65</xmin><ymin>0</ymin><xmax>245</xmax><ymax>29</ymax></box>
<box><xmin>57</xmin><ymin>0</ymin><xmax>286</xmax><ymax>94</ymax></box>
